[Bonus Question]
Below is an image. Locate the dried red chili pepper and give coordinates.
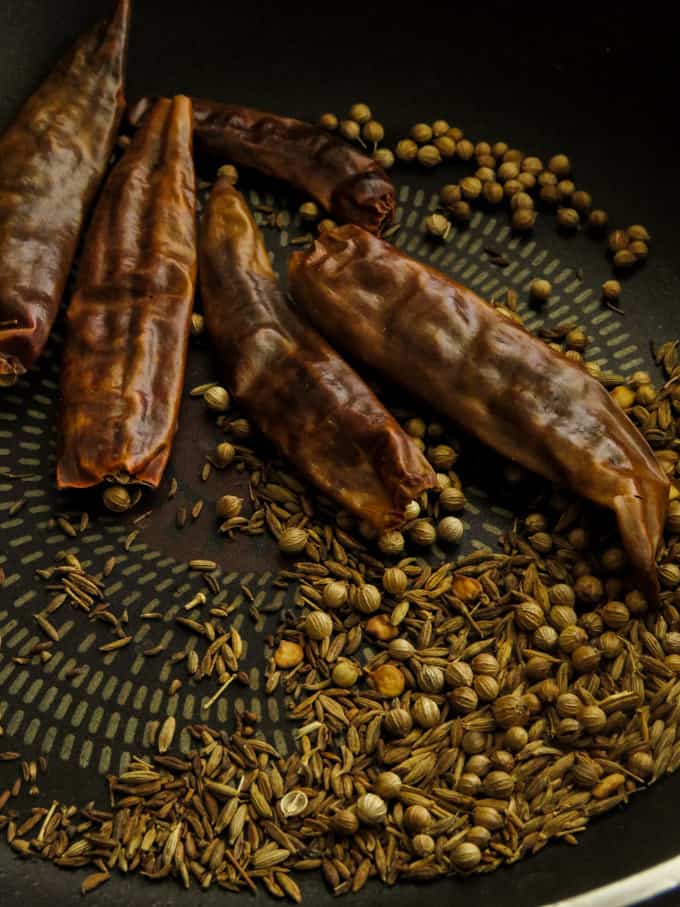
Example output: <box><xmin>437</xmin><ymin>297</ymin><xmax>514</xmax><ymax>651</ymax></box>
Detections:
<box><xmin>0</xmin><ymin>0</ymin><xmax>130</xmax><ymax>387</ymax></box>
<box><xmin>198</xmin><ymin>174</ymin><xmax>435</xmax><ymax>528</ymax></box>
<box><xmin>289</xmin><ymin>224</ymin><xmax>669</xmax><ymax>600</ymax></box>
<box><xmin>57</xmin><ymin>96</ymin><xmax>197</xmax><ymax>490</ymax></box>
<box><xmin>189</xmin><ymin>99</ymin><xmax>395</xmax><ymax>234</ymax></box>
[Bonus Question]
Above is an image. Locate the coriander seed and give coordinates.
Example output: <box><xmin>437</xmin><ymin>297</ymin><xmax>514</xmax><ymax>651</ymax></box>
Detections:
<box><xmin>417</xmin><ymin>144</ymin><xmax>442</xmax><ymax>167</ymax></box>
<box><xmin>438</xmin><ymin>516</ymin><xmax>464</xmax><ymax>544</ymax></box>
<box><xmin>318</xmin><ymin>112</ymin><xmax>338</xmax><ymax>130</ymax></box>
<box><xmin>498</xmin><ymin>161</ymin><xmax>520</xmax><ymax>182</ymax></box>
<box><xmin>475</xmin><ymin>166</ymin><xmax>496</xmax><ymax>183</ymax></box>
<box><xmin>434</xmin><ymin>136</ymin><xmax>456</xmax><ymax>157</ymax></box>
<box><xmin>349</xmin><ymin>102</ymin><xmax>372</xmax><ymax>124</ymax></box>
<box><xmin>323</xmin><ymin>581</ymin><xmax>348</xmax><ymax>608</ymax></box>
<box><xmin>331</xmin><ymin>810</ymin><xmax>359</xmax><ymax>835</ymax></box>
<box><xmin>339</xmin><ymin>119</ymin><xmax>360</xmax><ymax>141</ymax></box>
<box><xmin>557</xmin><ymin>207</ymin><xmax>580</xmax><ymax>230</ymax></box>
<box><xmin>304</xmin><ymin>610</ymin><xmax>333</xmax><ymax>640</ymax></box>
<box><xmin>378</xmin><ymin>529</ymin><xmax>405</xmax><ymax>556</ymax></box>
<box><xmin>410</xmin><ymin>123</ymin><xmax>433</xmax><ymax>144</ymax></box>
<box><xmin>374</xmin><ymin>771</ymin><xmax>402</xmax><ymax>799</ymax></box>
<box><xmin>540</xmin><ymin>184</ymin><xmax>560</xmax><ymax>205</ymax></box>
<box><xmin>432</xmin><ymin>119</ymin><xmax>450</xmax><ymax>136</ymax></box>
<box><xmin>510</xmin><ymin>191</ymin><xmax>534</xmax><ymax>211</ymax></box>
<box><xmin>629</xmin><ymin>239</ymin><xmax>648</xmax><ymax>260</ymax></box>
<box><xmin>362</xmin><ymin>120</ymin><xmax>384</xmax><ymax>144</ymax></box>
<box><xmin>356</xmin><ymin>793</ymin><xmax>387</xmax><ymax>825</ymax></box>
<box><xmin>602</xmin><ymin>279</ymin><xmax>621</xmax><ymax>302</ymax></box>
<box><xmin>461</xmin><ymin>176</ymin><xmax>483</xmax><ymax>200</ymax></box>
<box><xmin>614</xmin><ymin>249</ymin><xmax>636</xmax><ymax>269</ymax></box>
<box><xmin>410</xmin><ymin>519</ymin><xmax>436</xmax><ymax>546</ymax></box>
<box><xmin>425</xmin><ymin>213</ymin><xmax>451</xmax><ymax>239</ymax></box>
<box><xmin>451</xmin><ymin>200</ymin><xmax>471</xmax><ymax>222</ymax></box>
<box><xmin>456</xmin><ymin>138</ymin><xmax>474</xmax><ymax>160</ymax></box>
<box><xmin>383</xmin><ymin>566</ymin><xmax>408</xmax><ymax>596</ymax></box>
<box><xmin>318</xmin><ymin>218</ymin><xmax>337</xmax><ymax>233</ymax></box>
<box><xmin>278</xmin><ymin>527</ymin><xmax>308</xmax><ymax>554</ymax></box>
<box><xmin>216</xmin><ymin>494</ymin><xmax>243</xmax><ymax>519</ymax></box>
<box><xmin>217</xmin><ymin>163</ymin><xmax>239</xmax><ymax>183</ymax></box>
<box><xmin>332</xmin><ymin>659</ymin><xmax>360</xmax><ymax>688</ymax></box>
<box><xmin>440</xmin><ymin>184</ymin><xmax>462</xmax><ymax>206</ymax></box>
<box><xmin>299</xmin><ymin>201</ymin><xmax>320</xmax><ymax>221</ymax></box>
<box><xmin>483</xmin><ymin>181</ymin><xmax>504</xmax><ymax>204</ymax></box>
<box><xmin>627</xmin><ymin>224</ymin><xmax>651</xmax><ymax>241</ymax></box>
<box><xmin>395</xmin><ymin>138</ymin><xmax>418</xmax><ymax>161</ymax></box>
<box><xmin>571</xmin><ymin>189</ymin><xmax>592</xmax><ymax>211</ymax></box>
<box><xmin>530</xmin><ymin>278</ymin><xmax>552</xmax><ymax>304</ymax></box>
<box><xmin>215</xmin><ymin>440</ymin><xmax>235</xmax><ymax>466</ymax></box>
<box><xmin>103</xmin><ymin>484</ymin><xmax>132</xmax><ymax>512</ymax></box>
<box><xmin>548</xmin><ymin>153</ymin><xmax>571</xmax><ymax>176</ymax></box>
<box><xmin>511</xmin><ymin>208</ymin><xmax>536</xmax><ymax>231</ymax></box>
<box><xmin>204</xmin><ymin>385</ymin><xmax>230</xmax><ymax>411</ymax></box>
<box><xmin>608</xmin><ymin>229</ymin><xmax>629</xmax><ymax>253</ymax></box>
<box><xmin>373</xmin><ymin>148</ymin><xmax>394</xmax><ymax>169</ymax></box>
<box><xmin>356</xmin><ymin>584</ymin><xmax>381</xmax><ymax>613</ymax></box>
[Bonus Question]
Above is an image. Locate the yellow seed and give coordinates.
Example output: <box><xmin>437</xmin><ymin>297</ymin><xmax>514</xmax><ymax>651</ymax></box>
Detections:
<box><xmin>548</xmin><ymin>153</ymin><xmax>571</xmax><ymax>176</ymax></box>
<box><xmin>610</xmin><ymin>385</ymin><xmax>635</xmax><ymax>409</ymax></box>
<box><xmin>217</xmin><ymin>164</ymin><xmax>238</xmax><ymax>184</ymax></box>
<box><xmin>440</xmin><ymin>184</ymin><xmax>462</xmax><ymax>206</ymax></box>
<box><xmin>601</xmin><ymin>280</ymin><xmax>621</xmax><ymax>302</ymax></box>
<box><xmin>362</xmin><ymin>120</ymin><xmax>384</xmax><ymax>144</ymax></box>
<box><xmin>103</xmin><ymin>485</ymin><xmax>132</xmax><ymax>513</ymax></box>
<box><xmin>373</xmin><ymin>148</ymin><xmax>394</xmax><ymax>170</ymax></box>
<box><xmin>417</xmin><ymin>144</ymin><xmax>442</xmax><ymax>167</ymax></box>
<box><xmin>304</xmin><ymin>611</ymin><xmax>333</xmax><ymax>640</ymax></box>
<box><xmin>299</xmin><ymin>201</ymin><xmax>320</xmax><ymax>221</ymax></box>
<box><xmin>274</xmin><ymin>640</ymin><xmax>304</xmax><ymax>669</ymax></box>
<box><xmin>410</xmin><ymin>123</ymin><xmax>433</xmax><ymax>144</ymax></box>
<box><xmin>339</xmin><ymin>120</ymin><xmax>360</xmax><ymax>141</ymax></box>
<box><xmin>434</xmin><ymin>136</ymin><xmax>456</xmax><ymax>158</ymax></box>
<box><xmin>204</xmin><ymin>385</ymin><xmax>230</xmax><ymax>412</ymax></box>
<box><xmin>278</xmin><ymin>528</ymin><xmax>308</xmax><ymax>554</ymax></box>
<box><xmin>530</xmin><ymin>278</ymin><xmax>552</xmax><ymax>303</ymax></box>
<box><xmin>216</xmin><ymin>495</ymin><xmax>243</xmax><ymax>519</ymax></box>
<box><xmin>366</xmin><ymin>614</ymin><xmax>399</xmax><ymax>641</ymax></box>
<box><xmin>425</xmin><ymin>213</ymin><xmax>450</xmax><ymax>239</ymax></box>
<box><xmin>318</xmin><ymin>112</ymin><xmax>339</xmax><ymax>131</ymax></box>
<box><xmin>349</xmin><ymin>102</ymin><xmax>372</xmax><ymax>124</ymax></box>
<box><xmin>369</xmin><ymin>664</ymin><xmax>405</xmax><ymax>697</ymax></box>
<box><xmin>395</xmin><ymin>138</ymin><xmax>418</xmax><ymax>161</ymax></box>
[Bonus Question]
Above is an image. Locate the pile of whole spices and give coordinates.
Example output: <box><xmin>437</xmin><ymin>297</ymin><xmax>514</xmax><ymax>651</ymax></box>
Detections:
<box><xmin>1</xmin><ymin>103</ymin><xmax>678</xmax><ymax>901</ymax></box>
<box><xmin>2</xmin><ymin>333</ymin><xmax>679</xmax><ymax>898</ymax></box>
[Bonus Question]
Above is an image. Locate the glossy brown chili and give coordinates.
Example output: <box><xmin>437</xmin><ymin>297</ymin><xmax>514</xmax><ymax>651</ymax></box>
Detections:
<box><xmin>199</xmin><ymin>175</ymin><xmax>435</xmax><ymax>528</ymax></box>
<box><xmin>190</xmin><ymin>99</ymin><xmax>395</xmax><ymax>234</ymax></box>
<box><xmin>57</xmin><ymin>96</ymin><xmax>197</xmax><ymax>490</ymax></box>
<box><xmin>0</xmin><ymin>0</ymin><xmax>130</xmax><ymax>387</ymax></box>
<box><xmin>289</xmin><ymin>224</ymin><xmax>669</xmax><ymax>600</ymax></box>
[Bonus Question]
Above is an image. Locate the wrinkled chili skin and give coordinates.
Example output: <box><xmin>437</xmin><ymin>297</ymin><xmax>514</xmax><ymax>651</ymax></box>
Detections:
<box><xmin>57</xmin><ymin>96</ymin><xmax>197</xmax><ymax>490</ymax></box>
<box><xmin>191</xmin><ymin>99</ymin><xmax>395</xmax><ymax>234</ymax></box>
<box><xmin>0</xmin><ymin>0</ymin><xmax>130</xmax><ymax>386</ymax></box>
<box><xmin>289</xmin><ymin>224</ymin><xmax>669</xmax><ymax>599</ymax></box>
<box><xmin>199</xmin><ymin>177</ymin><xmax>435</xmax><ymax>529</ymax></box>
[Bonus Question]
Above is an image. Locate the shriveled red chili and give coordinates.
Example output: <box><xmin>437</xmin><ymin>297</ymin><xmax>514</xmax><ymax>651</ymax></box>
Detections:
<box><xmin>58</xmin><ymin>96</ymin><xmax>197</xmax><ymax>490</ymax></box>
<box><xmin>0</xmin><ymin>0</ymin><xmax>130</xmax><ymax>386</ymax></box>
<box><xmin>190</xmin><ymin>99</ymin><xmax>395</xmax><ymax>234</ymax></box>
<box><xmin>289</xmin><ymin>224</ymin><xmax>669</xmax><ymax>600</ymax></box>
<box><xmin>199</xmin><ymin>175</ymin><xmax>435</xmax><ymax>528</ymax></box>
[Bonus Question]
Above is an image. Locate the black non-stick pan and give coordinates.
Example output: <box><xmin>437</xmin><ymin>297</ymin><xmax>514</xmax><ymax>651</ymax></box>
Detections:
<box><xmin>1</xmin><ymin>1</ymin><xmax>679</xmax><ymax>905</ymax></box>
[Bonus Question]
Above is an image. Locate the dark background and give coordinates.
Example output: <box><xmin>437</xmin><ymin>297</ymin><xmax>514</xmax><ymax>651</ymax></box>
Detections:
<box><xmin>1</xmin><ymin>1</ymin><xmax>679</xmax><ymax>905</ymax></box>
